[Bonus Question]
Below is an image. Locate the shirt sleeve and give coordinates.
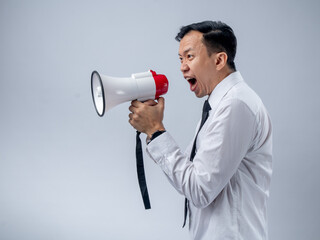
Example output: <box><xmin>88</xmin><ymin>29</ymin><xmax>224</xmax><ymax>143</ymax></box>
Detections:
<box><xmin>146</xmin><ymin>99</ymin><xmax>256</xmax><ymax>208</ymax></box>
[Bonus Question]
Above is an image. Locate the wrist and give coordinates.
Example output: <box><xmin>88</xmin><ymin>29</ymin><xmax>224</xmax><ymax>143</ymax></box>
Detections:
<box><xmin>146</xmin><ymin>129</ymin><xmax>166</xmax><ymax>144</ymax></box>
<box><xmin>146</xmin><ymin>124</ymin><xmax>165</xmax><ymax>139</ymax></box>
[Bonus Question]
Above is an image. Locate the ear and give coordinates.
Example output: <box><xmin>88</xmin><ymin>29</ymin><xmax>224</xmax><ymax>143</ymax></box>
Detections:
<box><xmin>215</xmin><ymin>52</ymin><xmax>228</xmax><ymax>71</ymax></box>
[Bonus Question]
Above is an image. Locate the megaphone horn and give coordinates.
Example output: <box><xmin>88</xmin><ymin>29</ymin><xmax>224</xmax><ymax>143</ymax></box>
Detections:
<box><xmin>91</xmin><ymin>70</ymin><xmax>169</xmax><ymax>116</ymax></box>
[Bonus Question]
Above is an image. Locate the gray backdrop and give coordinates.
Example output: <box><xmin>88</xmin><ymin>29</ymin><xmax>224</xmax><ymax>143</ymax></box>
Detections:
<box><xmin>1</xmin><ymin>0</ymin><xmax>319</xmax><ymax>239</ymax></box>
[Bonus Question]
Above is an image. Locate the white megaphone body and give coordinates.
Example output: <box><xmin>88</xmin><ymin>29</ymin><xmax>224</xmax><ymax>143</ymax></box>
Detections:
<box><xmin>91</xmin><ymin>70</ymin><xmax>169</xmax><ymax>116</ymax></box>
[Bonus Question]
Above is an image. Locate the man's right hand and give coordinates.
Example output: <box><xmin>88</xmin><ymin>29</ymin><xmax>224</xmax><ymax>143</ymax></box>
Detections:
<box><xmin>128</xmin><ymin>97</ymin><xmax>166</xmax><ymax>138</ymax></box>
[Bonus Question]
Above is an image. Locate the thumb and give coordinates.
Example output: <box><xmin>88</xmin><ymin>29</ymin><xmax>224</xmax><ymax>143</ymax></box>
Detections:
<box><xmin>144</xmin><ymin>99</ymin><xmax>157</xmax><ymax>106</ymax></box>
<box><xmin>157</xmin><ymin>97</ymin><xmax>165</xmax><ymax>109</ymax></box>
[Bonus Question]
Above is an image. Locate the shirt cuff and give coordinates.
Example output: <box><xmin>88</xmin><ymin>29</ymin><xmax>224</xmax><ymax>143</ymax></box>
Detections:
<box><xmin>146</xmin><ymin>131</ymin><xmax>178</xmax><ymax>164</ymax></box>
<box><xmin>146</xmin><ymin>130</ymin><xmax>166</xmax><ymax>145</ymax></box>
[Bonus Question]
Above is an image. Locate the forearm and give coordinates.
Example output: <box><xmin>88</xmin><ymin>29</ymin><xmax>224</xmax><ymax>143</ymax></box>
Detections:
<box><xmin>146</xmin><ymin>132</ymin><xmax>221</xmax><ymax>208</ymax></box>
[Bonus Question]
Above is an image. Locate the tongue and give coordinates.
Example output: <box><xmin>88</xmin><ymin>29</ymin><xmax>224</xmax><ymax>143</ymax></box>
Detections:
<box><xmin>190</xmin><ymin>79</ymin><xmax>197</xmax><ymax>92</ymax></box>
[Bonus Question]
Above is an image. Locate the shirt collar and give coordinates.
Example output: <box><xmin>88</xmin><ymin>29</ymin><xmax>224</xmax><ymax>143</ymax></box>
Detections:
<box><xmin>207</xmin><ymin>71</ymin><xmax>244</xmax><ymax>115</ymax></box>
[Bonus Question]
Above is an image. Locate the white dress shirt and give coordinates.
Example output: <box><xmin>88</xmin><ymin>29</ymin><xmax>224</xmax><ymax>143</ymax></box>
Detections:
<box><xmin>146</xmin><ymin>71</ymin><xmax>272</xmax><ymax>240</ymax></box>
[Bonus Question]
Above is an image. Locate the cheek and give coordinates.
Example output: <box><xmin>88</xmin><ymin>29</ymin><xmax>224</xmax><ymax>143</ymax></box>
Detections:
<box><xmin>190</xmin><ymin>60</ymin><xmax>201</xmax><ymax>76</ymax></box>
<box><xmin>197</xmin><ymin>71</ymin><xmax>211</xmax><ymax>90</ymax></box>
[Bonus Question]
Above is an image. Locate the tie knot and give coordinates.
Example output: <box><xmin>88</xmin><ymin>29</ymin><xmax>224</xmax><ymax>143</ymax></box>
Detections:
<box><xmin>203</xmin><ymin>100</ymin><xmax>211</xmax><ymax>113</ymax></box>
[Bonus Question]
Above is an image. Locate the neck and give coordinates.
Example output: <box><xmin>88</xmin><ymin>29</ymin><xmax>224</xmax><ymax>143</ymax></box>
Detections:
<box><xmin>218</xmin><ymin>67</ymin><xmax>235</xmax><ymax>83</ymax></box>
<box><xmin>209</xmin><ymin>67</ymin><xmax>235</xmax><ymax>95</ymax></box>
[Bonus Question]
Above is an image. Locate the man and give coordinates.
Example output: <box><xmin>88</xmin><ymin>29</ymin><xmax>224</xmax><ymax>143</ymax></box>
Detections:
<box><xmin>128</xmin><ymin>21</ymin><xmax>272</xmax><ymax>240</ymax></box>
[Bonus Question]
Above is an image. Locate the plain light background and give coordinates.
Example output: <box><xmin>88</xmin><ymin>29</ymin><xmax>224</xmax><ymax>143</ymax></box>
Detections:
<box><xmin>1</xmin><ymin>0</ymin><xmax>319</xmax><ymax>239</ymax></box>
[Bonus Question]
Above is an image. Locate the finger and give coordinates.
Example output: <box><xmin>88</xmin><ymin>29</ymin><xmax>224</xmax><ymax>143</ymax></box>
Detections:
<box><xmin>157</xmin><ymin>97</ymin><xmax>165</xmax><ymax>109</ymax></box>
<box><xmin>131</xmin><ymin>100</ymin><xmax>143</xmax><ymax>107</ymax></box>
<box><xmin>128</xmin><ymin>114</ymin><xmax>136</xmax><ymax>126</ymax></box>
<box><xmin>128</xmin><ymin>118</ymin><xmax>134</xmax><ymax>127</ymax></box>
<box><xmin>129</xmin><ymin>105</ymin><xmax>135</xmax><ymax>113</ymax></box>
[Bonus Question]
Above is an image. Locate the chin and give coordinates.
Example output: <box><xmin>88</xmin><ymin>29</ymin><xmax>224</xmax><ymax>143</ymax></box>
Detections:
<box><xmin>195</xmin><ymin>92</ymin><xmax>205</xmax><ymax>98</ymax></box>
<box><xmin>195</xmin><ymin>94</ymin><xmax>201</xmax><ymax>98</ymax></box>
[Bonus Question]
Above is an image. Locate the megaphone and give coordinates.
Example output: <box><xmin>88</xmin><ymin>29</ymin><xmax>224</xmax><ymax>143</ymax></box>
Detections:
<box><xmin>91</xmin><ymin>70</ymin><xmax>169</xmax><ymax>116</ymax></box>
<box><xmin>90</xmin><ymin>69</ymin><xmax>168</xmax><ymax>210</ymax></box>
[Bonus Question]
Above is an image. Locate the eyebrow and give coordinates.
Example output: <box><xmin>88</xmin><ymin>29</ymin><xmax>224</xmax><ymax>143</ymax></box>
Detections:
<box><xmin>178</xmin><ymin>47</ymin><xmax>193</xmax><ymax>56</ymax></box>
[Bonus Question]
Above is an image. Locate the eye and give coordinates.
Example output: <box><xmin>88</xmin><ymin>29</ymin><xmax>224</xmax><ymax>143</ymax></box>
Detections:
<box><xmin>187</xmin><ymin>54</ymin><xmax>194</xmax><ymax>60</ymax></box>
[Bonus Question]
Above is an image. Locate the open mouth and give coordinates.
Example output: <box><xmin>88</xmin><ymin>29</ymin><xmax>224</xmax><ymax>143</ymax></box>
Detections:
<box><xmin>188</xmin><ymin>78</ymin><xmax>197</xmax><ymax>86</ymax></box>
<box><xmin>187</xmin><ymin>78</ymin><xmax>197</xmax><ymax>91</ymax></box>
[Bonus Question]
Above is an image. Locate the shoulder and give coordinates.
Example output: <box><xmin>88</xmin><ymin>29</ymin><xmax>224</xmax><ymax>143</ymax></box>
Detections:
<box><xmin>220</xmin><ymin>81</ymin><xmax>263</xmax><ymax>116</ymax></box>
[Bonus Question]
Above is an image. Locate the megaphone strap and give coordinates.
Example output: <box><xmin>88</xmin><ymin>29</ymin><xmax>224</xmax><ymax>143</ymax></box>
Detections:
<box><xmin>135</xmin><ymin>131</ymin><xmax>151</xmax><ymax>209</ymax></box>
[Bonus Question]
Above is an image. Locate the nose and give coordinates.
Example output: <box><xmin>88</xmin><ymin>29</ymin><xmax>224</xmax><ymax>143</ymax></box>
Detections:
<box><xmin>180</xmin><ymin>60</ymin><xmax>190</xmax><ymax>73</ymax></box>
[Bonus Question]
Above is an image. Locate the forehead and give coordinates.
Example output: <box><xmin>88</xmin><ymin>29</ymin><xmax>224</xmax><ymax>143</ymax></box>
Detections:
<box><xmin>178</xmin><ymin>30</ymin><xmax>204</xmax><ymax>55</ymax></box>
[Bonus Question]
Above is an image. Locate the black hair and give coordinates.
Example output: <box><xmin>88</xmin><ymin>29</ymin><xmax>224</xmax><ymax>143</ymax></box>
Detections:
<box><xmin>175</xmin><ymin>21</ymin><xmax>237</xmax><ymax>71</ymax></box>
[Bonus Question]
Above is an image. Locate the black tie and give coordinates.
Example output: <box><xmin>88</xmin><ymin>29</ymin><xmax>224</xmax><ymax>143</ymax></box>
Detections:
<box><xmin>136</xmin><ymin>131</ymin><xmax>151</xmax><ymax>209</ymax></box>
<box><xmin>182</xmin><ymin>100</ymin><xmax>211</xmax><ymax>228</ymax></box>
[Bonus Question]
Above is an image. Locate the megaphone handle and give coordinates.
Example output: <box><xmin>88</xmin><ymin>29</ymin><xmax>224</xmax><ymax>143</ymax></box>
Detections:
<box><xmin>135</xmin><ymin>131</ymin><xmax>151</xmax><ymax>209</ymax></box>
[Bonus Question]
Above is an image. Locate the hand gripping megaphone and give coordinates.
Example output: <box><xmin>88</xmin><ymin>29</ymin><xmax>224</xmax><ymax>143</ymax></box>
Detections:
<box><xmin>90</xmin><ymin>69</ymin><xmax>169</xmax><ymax>210</ymax></box>
<box><xmin>91</xmin><ymin>70</ymin><xmax>168</xmax><ymax>116</ymax></box>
